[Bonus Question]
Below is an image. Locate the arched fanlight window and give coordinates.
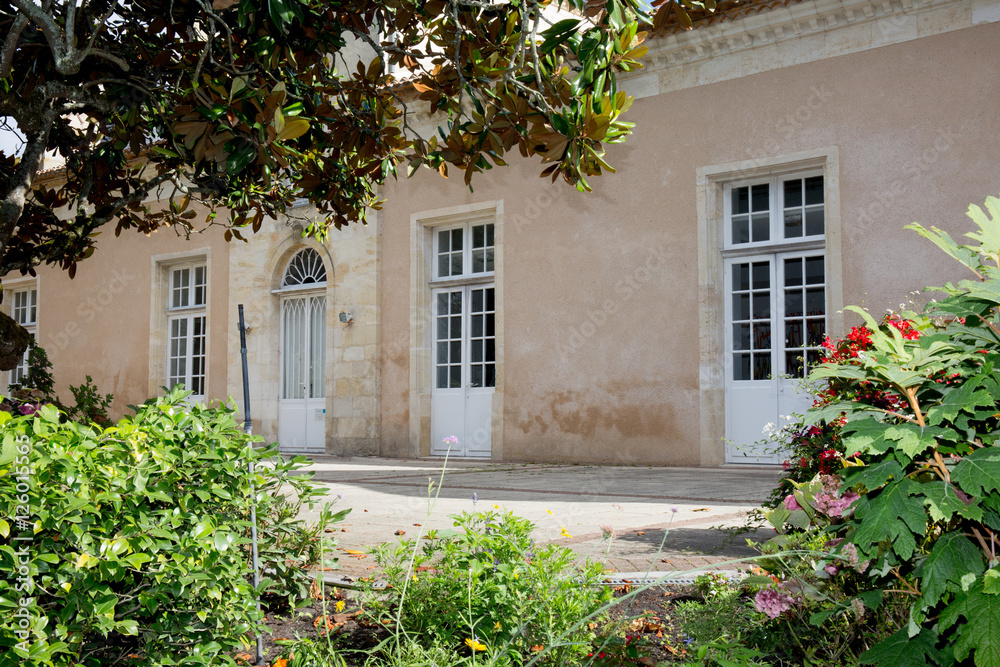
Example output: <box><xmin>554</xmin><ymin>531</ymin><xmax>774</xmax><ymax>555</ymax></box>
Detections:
<box><xmin>282</xmin><ymin>248</ymin><xmax>327</xmax><ymax>287</ymax></box>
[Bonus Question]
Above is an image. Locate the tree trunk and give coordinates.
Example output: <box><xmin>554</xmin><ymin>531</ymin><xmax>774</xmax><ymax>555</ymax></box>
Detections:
<box><xmin>0</xmin><ymin>310</ymin><xmax>30</xmax><ymax>371</ymax></box>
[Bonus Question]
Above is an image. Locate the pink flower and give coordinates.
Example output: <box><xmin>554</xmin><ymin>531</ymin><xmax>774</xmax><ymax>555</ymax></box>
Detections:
<box><xmin>814</xmin><ymin>490</ymin><xmax>859</xmax><ymax>518</ymax></box>
<box><xmin>783</xmin><ymin>494</ymin><xmax>802</xmax><ymax>511</ymax></box>
<box><xmin>754</xmin><ymin>587</ymin><xmax>797</xmax><ymax>619</ymax></box>
<box><xmin>19</xmin><ymin>403</ymin><xmax>38</xmax><ymax>415</ymax></box>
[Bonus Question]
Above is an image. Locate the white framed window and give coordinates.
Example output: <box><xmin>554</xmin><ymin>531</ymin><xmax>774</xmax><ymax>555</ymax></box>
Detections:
<box><xmin>433</xmin><ymin>222</ymin><xmax>495</xmax><ymax>280</ymax></box>
<box><xmin>8</xmin><ymin>285</ymin><xmax>37</xmax><ymax>386</ymax></box>
<box><xmin>723</xmin><ymin>171</ymin><xmax>827</xmax><ymax>380</ymax></box>
<box><xmin>166</xmin><ymin>263</ymin><xmax>207</xmax><ymax>398</ymax></box>
<box><xmin>723</xmin><ymin>171</ymin><xmax>825</xmax><ymax>250</ymax></box>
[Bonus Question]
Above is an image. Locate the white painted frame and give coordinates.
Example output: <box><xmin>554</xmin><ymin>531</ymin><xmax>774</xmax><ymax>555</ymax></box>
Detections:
<box><xmin>410</xmin><ymin>201</ymin><xmax>504</xmax><ymax>459</ymax></box>
<box><xmin>150</xmin><ymin>250</ymin><xmax>211</xmax><ymax>401</ymax></box>
<box><xmin>697</xmin><ymin>148</ymin><xmax>842</xmax><ymax>466</ymax></box>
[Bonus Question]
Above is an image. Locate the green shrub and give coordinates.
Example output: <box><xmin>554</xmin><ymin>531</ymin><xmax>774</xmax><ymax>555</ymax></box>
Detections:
<box><xmin>757</xmin><ymin>193</ymin><xmax>1000</xmax><ymax>666</ymax></box>
<box><xmin>0</xmin><ymin>387</ymin><xmax>344</xmax><ymax>666</ymax></box>
<box><xmin>364</xmin><ymin>510</ymin><xmax>611</xmax><ymax>665</ymax></box>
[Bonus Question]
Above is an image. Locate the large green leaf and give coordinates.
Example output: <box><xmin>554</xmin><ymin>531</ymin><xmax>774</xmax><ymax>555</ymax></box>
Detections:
<box><xmin>851</xmin><ymin>479</ymin><xmax>926</xmax><ymax>560</ymax></box>
<box><xmin>918</xmin><ymin>532</ymin><xmax>986</xmax><ymax>608</ymax></box>
<box><xmin>926</xmin><ymin>375</ymin><xmax>994</xmax><ymax>426</ymax></box>
<box><xmin>940</xmin><ymin>580</ymin><xmax>1000</xmax><ymax>667</ymax></box>
<box><xmin>842</xmin><ymin>419</ymin><xmax>943</xmax><ymax>460</ymax></box>
<box><xmin>953</xmin><ymin>447</ymin><xmax>1000</xmax><ymax>497</ymax></box>
<box><xmin>921</xmin><ymin>481</ymin><xmax>984</xmax><ymax>523</ymax></box>
<box><xmin>843</xmin><ymin>459</ymin><xmax>903</xmax><ymax>491</ymax></box>
<box><xmin>859</xmin><ymin>627</ymin><xmax>943</xmax><ymax>666</ymax></box>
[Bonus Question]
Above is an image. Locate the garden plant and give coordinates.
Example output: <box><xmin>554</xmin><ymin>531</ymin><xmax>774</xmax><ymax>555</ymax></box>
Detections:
<box><xmin>0</xmin><ymin>387</ymin><xmax>345</xmax><ymax>666</ymax></box>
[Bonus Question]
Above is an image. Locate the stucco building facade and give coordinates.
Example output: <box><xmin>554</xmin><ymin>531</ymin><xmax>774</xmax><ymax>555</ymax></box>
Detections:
<box><xmin>6</xmin><ymin>0</ymin><xmax>1000</xmax><ymax>466</ymax></box>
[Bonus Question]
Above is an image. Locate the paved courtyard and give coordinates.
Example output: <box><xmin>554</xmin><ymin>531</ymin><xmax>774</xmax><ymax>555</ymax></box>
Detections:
<box><xmin>293</xmin><ymin>458</ymin><xmax>783</xmax><ymax>579</ymax></box>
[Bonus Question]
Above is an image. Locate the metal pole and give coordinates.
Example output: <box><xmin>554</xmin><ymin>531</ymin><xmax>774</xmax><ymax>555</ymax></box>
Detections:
<box><xmin>238</xmin><ymin>304</ymin><xmax>264</xmax><ymax>665</ymax></box>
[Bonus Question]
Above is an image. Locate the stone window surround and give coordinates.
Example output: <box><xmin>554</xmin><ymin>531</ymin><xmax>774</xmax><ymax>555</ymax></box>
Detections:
<box><xmin>696</xmin><ymin>147</ymin><xmax>843</xmax><ymax>466</ymax></box>
<box><xmin>410</xmin><ymin>201</ymin><xmax>504</xmax><ymax>458</ymax></box>
<box><xmin>2</xmin><ymin>275</ymin><xmax>39</xmax><ymax>391</ymax></box>
<box><xmin>149</xmin><ymin>248</ymin><xmax>211</xmax><ymax>399</ymax></box>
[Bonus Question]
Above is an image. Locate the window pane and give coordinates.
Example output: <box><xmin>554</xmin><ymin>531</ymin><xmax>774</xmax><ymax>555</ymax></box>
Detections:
<box><xmin>450</xmin><ymin>253</ymin><xmax>463</xmax><ymax>276</ymax></box>
<box><xmin>753</xmin><ymin>323</ymin><xmax>771</xmax><ymax>350</ymax></box>
<box><xmin>485</xmin><ymin>365</ymin><xmax>496</xmax><ymax>388</ymax></box>
<box><xmin>732</xmin><ymin>215</ymin><xmax>749</xmax><ymax>244</ymax></box>
<box><xmin>450</xmin><ymin>316</ymin><xmax>461</xmax><ymax>339</ymax></box>
<box><xmin>752</xmin><ymin>183</ymin><xmax>769</xmax><ymax>211</ymax></box>
<box><xmin>438</xmin><ymin>229</ymin><xmax>451</xmax><ymax>252</ymax></box>
<box><xmin>473</xmin><ymin>224</ymin><xmax>485</xmax><ymax>248</ymax></box>
<box><xmin>450</xmin><ymin>292</ymin><xmax>462</xmax><ymax>314</ymax></box>
<box><xmin>733</xmin><ymin>323</ymin><xmax>750</xmax><ymax>351</ymax></box>
<box><xmin>472</xmin><ymin>249</ymin><xmax>484</xmax><ymax>273</ymax></box>
<box><xmin>785</xmin><ymin>352</ymin><xmax>804</xmax><ymax>378</ymax></box>
<box><xmin>752</xmin><ymin>262</ymin><xmax>769</xmax><ymax>289</ymax></box>
<box><xmin>807</xmin><ymin>318</ymin><xmax>826</xmax><ymax>346</ymax></box>
<box><xmin>805</xmin><ymin>208</ymin><xmax>825</xmax><ymax>236</ymax></box>
<box><xmin>485</xmin><ymin>249</ymin><xmax>494</xmax><ymax>273</ymax></box>
<box><xmin>805</xmin><ymin>256</ymin><xmax>824</xmax><ymax>284</ymax></box>
<box><xmin>784</xmin><ymin>179</ymin><xmax>802</xmax><ymax>207</ymax></box>
<box><xmin>472</xmin><ymin>289</ymin><xmax>483</xmax><ymax>312</ymax></box>
<box><xmin>805</xmin><ymin>176</ymin><xmax>824</xmax><ymax>205</ymax></box>
<box><xmin>471</xmin><ymin>314</ymin><xmax>483</xmax><ymax>337</ymax></box>
<box><xmin>471</xmin><ymin>365</ymin><xmax>483</xmax><ymax>387</ymax></box>
<box><xmin>732</xmin><ymin>187</ymin><xmax>749</xmax><ymax>215</ymax></box>
<box><xmin>438</xmin><ymin>255</ymin><xmax>449</xmax><ymax>278</ymax></box>
<box><xmin>753</xmin><ymin>353</ymin><xmax>772</xmax><ymax>380</ymax></box>
<box><xmin>437</xmin><ymin>317</ymin><xmax>448</xmax><ymax>340</ymax></box>
<box><xmin>437</xmin><ymin>366</ymin><xmax>448</xmax><ymax>389</ymax></box>
<box><xmin>449</xmin><ymin>365</ymin><xmax>461</xmax><ymax>388</ymax></box>
<box><xmin>806</xmin><ymin>288</ymin><xmax>825</xmax><ymax>315</ymax></box>
<box><xmin>752</xmin><ymin>292</ymin><xmax>771</xmax><ymax>319</ymax></box>
<box><xmin>451</xmin><ymin>228</ymin><xmax>463</xmax><ymax>251</ymax></box>
<box><xmin>733</xmin><ymin>293</ymin><xmax>750</xmax><ymax>321</ymax></box>
<box><xmin>752</xmin><ymin>213</ymin><xmax>770</xmax><ymax>242</ymax></box>
<box><xmin>785</xmin><ymin>292</ymin><xmax>803</xmax><ymax>317</ymax></box>
<box><xmin>784</xmin><ymin>211</ymin><xmax>803</xmax><ymax>238</ymax></box>
<box><xmin>784</xmin><ymin>258</ymin><xmax>803</xmax><ymax>286</ymax></box>
<box><xmin>785</xmin><ymin>321</ymin><xmax>803</xmax><ymax>348</ymax></box>
<box><xmin>734</xmin><ymin>353</ymin><xmax>751</xmax><ymax>381</ymax></box>
<box><xmin>485</xmin><ymin>288</ymin><xmax>495</xmax><ymax>312</ymax></box>
<box><xmin>486</xmin><ymin>225</ymin><xmax>494</xmax><ymax>246</ymax></box>
<box><xmin>193</xmin><ymin>266</ymin><xmax>207</xmax><ymax>306</ymax></box>
<box><xmin>485</xmin><ymin>339</ymin><xmax>495</xmax><ymax>362</ymax></box>
<box><xmin>471</xmin><ymin>340</ymin><xmax>483</xmax><ymax>362</ymax></box>
<box><xmin>733</xmin><ymin>264</ymin><xmax>749</xmax><ymax>291</ymax></box>
<box><xmin>450</xmin><ymin>341</ymin><xmax>461</xmax><ymax>363</ymax></box>
<box><xmin>485</xmin><ymin>313</ymin><xmax>495</xmax><ymax>337</ymax></box>
<box><xmin>436</xmin><ymin>341</ymin><xmax>448</xmax><ymax>363</ymax></box>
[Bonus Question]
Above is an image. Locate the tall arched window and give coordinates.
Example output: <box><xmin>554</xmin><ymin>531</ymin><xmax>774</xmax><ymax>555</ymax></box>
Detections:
<box><xmin>282</xmin><ymin>248</ymin><xmax>327</xmax><ymax>287</ymax></box>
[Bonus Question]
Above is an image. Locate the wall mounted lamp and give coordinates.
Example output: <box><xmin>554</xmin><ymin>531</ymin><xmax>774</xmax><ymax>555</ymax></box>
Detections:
<box><xmin>339</xmin><ymin>311</ymin><xmax>353</xmax><ymax>325</ymax></box>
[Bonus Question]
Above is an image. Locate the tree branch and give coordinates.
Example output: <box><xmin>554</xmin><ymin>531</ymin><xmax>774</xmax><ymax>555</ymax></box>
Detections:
<box><xmin>0</xmin><ymin>14</ymin><xmax>30</xmax><ymax>79</ymax></box>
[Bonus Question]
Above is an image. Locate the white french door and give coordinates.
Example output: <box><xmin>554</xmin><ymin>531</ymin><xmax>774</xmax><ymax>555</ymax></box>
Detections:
<box><xmin>431</xmin><ymin>284</ymin><xmax>495</xmax><ymax>458</ymax></box>
<box><xmin>278</xmin><ymin>293</ymin><xmax>327</xmax><ymax>453</ymax></box>
<box><xmin>725</xmin><ymin>252</ymin><xmax>826</xmax><ymax>463</ymax></box>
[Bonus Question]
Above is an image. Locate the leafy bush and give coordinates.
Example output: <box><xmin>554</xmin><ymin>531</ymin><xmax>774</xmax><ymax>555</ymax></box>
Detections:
<box><xmin>758</xmin><ymin>193</ymin><xmax>1000</xmax><ymax>666</ymax></box>
<box><xmin>364</xmin><ymin>510</ymin><xmax>612</xmax><ymax>665</ymax></box>
<box><xmin>0</xmin><ymin>387</ymin><xmax>344</xmax><ymax>666</ymax></box>
<box><xmin>64</xmin><ymin>376</ymin><xmax>114</xmax><ymax>428</ymax></box>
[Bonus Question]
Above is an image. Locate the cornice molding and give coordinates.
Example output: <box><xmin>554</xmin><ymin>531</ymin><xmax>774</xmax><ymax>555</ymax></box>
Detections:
<box><xmin>624</xmin><ymin>0</ymin><xmax>990</xmax><ymax>97</ymax></box>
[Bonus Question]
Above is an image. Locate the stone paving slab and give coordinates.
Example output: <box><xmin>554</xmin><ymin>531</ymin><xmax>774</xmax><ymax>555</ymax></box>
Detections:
<box><xmin>292</xmin><ymin>457</ymin><xmax>781</xmax><ymax>579</ymax></box>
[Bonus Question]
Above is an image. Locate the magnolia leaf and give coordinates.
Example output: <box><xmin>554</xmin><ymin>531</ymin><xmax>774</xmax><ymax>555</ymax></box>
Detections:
<box><xmin>940</xmin><ymin>580</ymin><xmax>1000</xmax><ymax>667</ymax></box>
<box><xmin>859</xmin><ymin>627</ymin><xmax>942</xmax><ymax>666</ymax></box>
<box><xmin>0</xmin><ymin>519</ymin><xmax>9</xmax><ymax>538</ymax></box>
<box><xmin>277</xmin><ymin>118</ymin><xmax>310</xmax><ymax>142</ymax></box>
<box><xmin>918</xmin><ymin>532</ymin><xmax>986</xmax><ymax>608</ymax></box>
<box><xmin>953</xmin><ymin>447</ymin><xmax>1000</xmax><ymax>497</ymax></box>
<box><xmin>851</xmin><ymin>479</ymin><xmax>925</xmax><ymax>560</ymax></box>
<box><xmin>1</xmin><ymin>433</ymin><xmax>19</xmax><ymax>466</ymax></box>
<box><xmin>922</xmin><ymin>481</ymin><xmax>983</xmax><ymax>523</ymax></box>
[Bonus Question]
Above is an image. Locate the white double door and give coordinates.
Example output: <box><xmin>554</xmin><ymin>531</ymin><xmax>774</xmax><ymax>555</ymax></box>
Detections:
<box><xmin>431</xmin><ymin>284</ymin><xmax>495</xmax><ymax>458</ymax></box>
<box><xmin>724</xmin><ymin>252</ymin><xmax>826</xmax><ymax>463</ymax></box>
<box><xmin>278</xmin><ymin>293</ymin><xmax>327</xmax><ymax>453</ymax></box>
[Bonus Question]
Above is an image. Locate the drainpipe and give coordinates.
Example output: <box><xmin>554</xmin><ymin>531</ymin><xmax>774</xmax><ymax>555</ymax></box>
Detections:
<box><xmin>238</xmin><ymin>304</ymin><xmax>264</xmax><ymax>665</ymax></box>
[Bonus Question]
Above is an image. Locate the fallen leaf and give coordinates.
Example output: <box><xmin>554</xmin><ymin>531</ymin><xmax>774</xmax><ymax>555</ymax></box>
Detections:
<box><xmin>636</xmin><ymin>531</ymin><xmax>645</xmax><ymax>536</ymax></box>
<box><xmin>235</xmin><ymin>653</ymin><xmax>253</xmax><ymax>663</ymax></box>
<box><xmin>413</xmin><ymin>523</ymin><xmax>422</xmax><ymax>526</ymax></box>
<box><xmin>692</xmin><ymin>508</ymin><xmax>710</xmax><ymax>512</ymax></box>
<box><xmin>395</xmin><ymin>530</ymin><xmax>406</xmax><ymax>535</ymax></box>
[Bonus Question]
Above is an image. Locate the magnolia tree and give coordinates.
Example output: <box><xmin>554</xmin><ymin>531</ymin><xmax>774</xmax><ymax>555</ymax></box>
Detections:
<box><xmin>0</xmin><ymin>0</ymin><xmax>717</xmax><ymax>366</ymax></box>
